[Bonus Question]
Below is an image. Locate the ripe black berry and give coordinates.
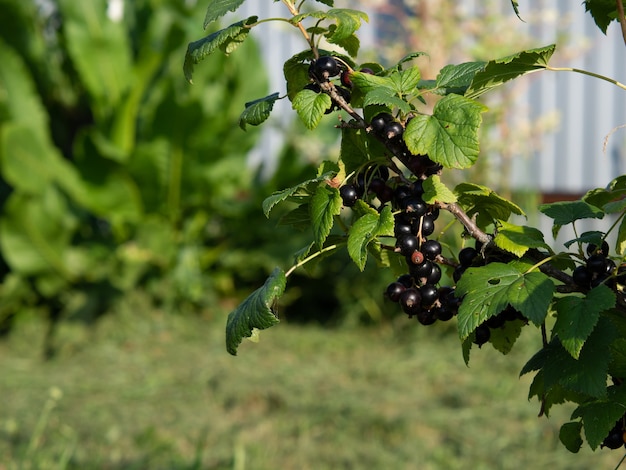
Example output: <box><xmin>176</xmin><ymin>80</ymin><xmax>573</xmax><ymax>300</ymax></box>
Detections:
<box><xmin>601</xmin><ymin>431</ymin><xmax>624</xmax><ymax>449</ymax></box>
<box><xmin>425</xmin><ymin>263</ymin><xmax>442</xmax><ymax>284</ymax></box>
<box><xmin>384</xmin><ymin>121</ymin><xmax>404</xmax><ymax>141</ymax></box>
<box><xmin>458</xmin><ymin>247</ymin><xmax>478</xmax><ymax>267</ymax></box>
<box><xmin>397</xmin><ymin>235</ymin><xmax>419</xmax><ymax>256</ymax></box>
<box><xmin>420</xmin><ymin>283</ymin><xmax>439</xmax><ymax>307</ymax></box>
<box><xmin>410</xmin><ymin>260</ymin><xmax>434</xmax><ymax>280</ymax></box>
<box><xmin>417</xmin><ymin>215</ymin><xmax>436</xmax><ymax>237</ymax></box>
<box><xmin>473</xmin><ymin>324</ymin><xmax>491</xmax><ymax>347</ymax></box>
<box><xmin>587</xmin><ymin>254</ymin><xmax>609</xmax><ymax>274</ymax></box>
<box><xmin>402</xmin><ymin>197</ymin><xmax>428</xmax><ymax>216</ymax></box>
<box><xmin>312</xmin><ymin>56</ymin><xmax>340</xmax><ymax>80</ymax></box>
<box><xmin>587</xmin><ymin>241</ymin><xmax>609</xmax><ymax>257</ymax></box>
<box><xmin>397</xmin><ymin>274</ymin><xmax>414</xmax><ymax>288</ymax></box>
<box><xmin>421</xmin><ymin>240</ymin><xmax>442</xmax><ymax>260</ymax></box>
<box><xmin>400</xmin><ymin>288</ymin><xmax>422</xmax><ymax>316</ymax></box>
<box><xmin>385</xmin><ymin>282</ymin><xmax>406</xmax><ymax>302</ymax></box>
<box><xmin>572</xmin><ymin>265</ymin><xmax>592</xmax><ymax>288</ymax></box>
<box><xmin>416</xmin><ymin>308</ymin><xmax>437</xmax><ymax>325</ymax></box>
<box><xmin>340</xmin><ymin>185</ymin><xmax>359</xmax><ymax>207</ymax></box>
<box><xmin>394</xmin><ymin>220</ymin><xmax>413</xmax><ymax>238</ymax></box>
<box><xmin>370</xmin><ymin>113</ymin><xmax>393</xmax><ymax>135</ymax></box>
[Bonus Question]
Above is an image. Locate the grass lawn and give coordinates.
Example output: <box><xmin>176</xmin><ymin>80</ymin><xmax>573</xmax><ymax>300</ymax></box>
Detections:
<box><xmin>0</xmin><ymin>297</ymin><xmax>623</xmax><ymax>469</ymax></box>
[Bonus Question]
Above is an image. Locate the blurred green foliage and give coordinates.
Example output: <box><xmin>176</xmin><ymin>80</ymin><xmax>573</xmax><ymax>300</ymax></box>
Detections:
<box><xmin>0</xmin><ymin>0</ymin><xmax>291</xmax><ymax>343</ymax></box>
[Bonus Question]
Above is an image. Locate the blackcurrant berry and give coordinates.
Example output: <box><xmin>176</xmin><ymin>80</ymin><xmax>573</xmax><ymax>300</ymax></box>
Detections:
<box><xmin>409</xmin><ymin>250</ymin><xmax>425</xmax><ymax>265</ymax></box>
<box><xmin>397</xmin><ymin>235</ymin><xmax>419</xmax><ymax>256</ymax></box>
<box><xmin>416</xmin><ymin>308</ymin><xmax>437</xmax><ymax>325</ymax></box>
<box><xmin>397</xmin><ymin>274</ymin><xmax>414</xmax><ymax>288</ymax></box>
<box><xmin>425</xmin><ymin>263</ymin><xmax>442</xmax><ymax>284</ymax></box>
<box><xmin>434</xmin><ymin>306</ymin><xmax>455</xmax><ymax>321</ymax></box>
<box><xmin>421</xmin><ymin>240</ymin><xmax>442</xmax><ymax>260</ymax></box>
<box><xmin>340</xmin><ymin>70</ymin><xmax>353</xmax><ymax>88</ymax></box>
<box><xmin>385</xmin><ymin>282</ymin><xmax>406</xmax><ymax>302</ymax></box>
<box><xmin>339</xmin><ymin>185</ymin><xmax>359</xmax><ymax>207</ymax></box>
<box><xmin>572</xmin><ymin>265</ymin><xmax>592</xmax><ymax>288</ymax></box>
<box><xmin>394</xmin><ymin>221</ymin><xmax>413</xmax><ymax>238</ymax></box>
<box><xmin>410</xmin><ymin>260</ymin><xmax>434</xmax><ymax>280</ymax></box>
<box><xmin>473</xmin><ymin>324</ymin><xmax>491</xmax><ymax>347</ymax></box>
<box><xmin>384</xmin><ymin>121</ymin><xmax>404</xmax><ymax>141</ymax></box>
<box><xmin>453</xmin><ymin>265</ymin><xmax>466</xmax><ymax>283</ymax></box>
<box><xmin>369</xmin><ymin>177</ymin><xmax>387</xmax><ymax>195</ymax></box>
<box><xmin>402</xmin><ymin>197</ymin><xmax>428</xmax><ymax>216</ymax></box>
<box><xmin>400</xmin><ymin>288</ymin><xmax>422</xmax><ymax>316</ymax></box>
<box><xmin>417</xmin><ymin>215</ymin><xmax>436</xmax><ymax>237</ymax></box>
<box><xmin>312</xmin><ymin>56</ymin><xmax>340</xmax><ymax>80</ymax></box>
<box><xmin>587</xmin><ymin>254</ymin><xmax>609</xmax><ymax>274</ymax></box>
<box><xmin>458</xmin><ymin>247</ymin><xmax>478</xmax><ymax>267</ymax></box>
<box><xmin>394</xmin><ymin>185</ymin><xmax>412</xmax><ymax>202</ymax></box>
<box><xmin>420</xmin><ymin>283</ymin><xmax>439</xmax><ymax>307</ymax></box>
<box><xmin>587</xmin><ymin>241</ymin><xmax>609</xmax><ymax>257</ymax></box>
<box><xmin>485</xmin><ymin>312</ymin><xmax>507</xmax><ymax>329</ymax></box>
<box><xmin>370</xmin><ymin>113</ymin><xmax>393</xmax><ymax>135</ymax></box>
<box><xmin>602</xmin><ymin>431</ymin><xmax>625</xmax><ymax>449</ymax></box>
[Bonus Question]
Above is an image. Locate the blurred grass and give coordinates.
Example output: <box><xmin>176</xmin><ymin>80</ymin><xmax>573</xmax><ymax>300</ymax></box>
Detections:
<box><xmin>0</xmin><ymin>296</ymin><xmax>623</xmax><ymax>469</ymax></box>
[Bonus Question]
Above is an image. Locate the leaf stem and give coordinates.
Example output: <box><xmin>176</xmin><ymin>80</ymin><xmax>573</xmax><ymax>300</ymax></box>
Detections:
<box><xmin>546</xmin><ymin>66</ymin><xmax>626</xmax><ymax>91</ymax></box>
<box><xmin>285</xmin><ymin>244</ymin><xmax>339</xmax><ymax>277</ymax></box>
<box><xmin>281</xmin><ymin>0</ymin><xmax>317</xmax><ymax>56</ymax></box>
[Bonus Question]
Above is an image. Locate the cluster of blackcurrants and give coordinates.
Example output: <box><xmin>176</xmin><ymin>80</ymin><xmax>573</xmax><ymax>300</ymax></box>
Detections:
<box><xmin>572</xmin><ymin>241</ymin><xmax>620</xmax><ymax>290</ymax></box>
<box><xmin>601</xmin><ymin>415</ymin><xmax>626</xmax><ymax>449</ymax></box>
<box><xmin>339</xmin><ymin>167</ymin><xmax>461</xmax><ymax>327</ymax></box>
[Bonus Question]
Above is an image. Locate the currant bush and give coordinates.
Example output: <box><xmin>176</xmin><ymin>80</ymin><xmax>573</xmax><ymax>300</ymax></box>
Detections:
<box><xmin>188</xmin><ymin>0</ymin><xmax>626</xmax><ymax>459</ymax></box>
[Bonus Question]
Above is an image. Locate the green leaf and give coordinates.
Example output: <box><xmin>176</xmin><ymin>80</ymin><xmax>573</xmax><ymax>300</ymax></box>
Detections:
<box><xmin>393</xmin><ymin>66</ymin><xmax>421</xmax><ymax>94</ymax></box>
<box><xmin>184</xmin><ymin>17</ymin><xmax>257</xmax><ymax>83</ymax></box>
<box><xmin>329</xmin><ymin>33</ymin><xmax>360</xmax><ymax>57</ymax></box>
<box><xmin>434</xmin><ymin>62</ymin><xmax>487</xmax><ymax>95</ymax></box>
<box><xmin>340</xmin><ymin>127</ymin><xmax>369</xmax><ymax>174</ymax></box>
<box><xmin>262</xmin><ymin>171</ymin><xmax>337</xmax><ymax>217</ymax></box>
<box><xmin>584</xmin><ymin>0</ymin><xmax>622</xmax><ymax>34</ymax></box>
<box><xmin>422</xmin><ymin>175</ymin><xmax>457</xmax><ymax>204</ymax></box>
<box><xmin>510</xmin><ymin>0</ymin><xmax>524</xmax><ymax>21</ymax></box>
<box><xmin>404</xmin><ymin>94</ymin><xmax>487</xmax><ymax>169</ymax></box>
<box><xmin>544</xmin><ymin>318</ymin><xmax>616</xmax><ymax>398</ymax></box>
<box><xmin>494</xmin><ymin>221</ymin><xmax>550</xmax><ymax>257</ymax></box>
<box><xmin>609</xmin><ymin>338</ymin><xmax>626</xmax><ymax>379</ymax></box>
<box><xmin>559</xmin><ymin>421</ymin><xmax>583</xmax><ymax>453</ymax></box>
<box><xmin>225</xmin><ymin>267</ymin><xmax>284</xmax><ymax>355</ymax></box>
<box><xmin>292</xmin><ymin>89</ymin><xmax>332</xmax><ymax>130</ymax></box>
<box><xmin>553</xmin><ymin>285</ymin><xmax>616</xmax><ymax>359</ymax></box>
<box><xmin>489</xmin><ymin>319</ymin><xmax>524</xmax><ymax>355</ymax></box>
<box><xmin>456</xmin><ymin>263</ymin><xmax>554</xmax><ymax>339</ymax></box>
<box><xmin>362</xmin><ymin>88</ymin><xmax>411</xmax><ymax>114</ymax></box>
<box><xmin>465</xmin><ymin>45</ymin><xmax>556</xmax><ymax>99</ymax></box>
<box><xmin>310</xmin><ymin>185</ymin><xmax>342</xmax><ymax>249</ymax></box>
<box><xmin>571</xmin><ymin>384</ymin><xmax>626</xmax><ymax>449</ymax></box>
<box><xmin>283</xmin><ymin>51</ymin><xmax>314</xmax><ymax>101</ymax></box>
<box><xmin>239</xmin><ymin>93</ymin><xmax>280</xmax><ymax>130</ymax></box>
<box><xmin>292</xmin><ymin>9</ymin><xmax>368</xmax><ymax>43</ymax></box>
<box><xmin>350</xmin><ymin>70</ymin><xmax>397</xmax><ymax>93</ymax></box>
<box><xmin>279</xmin><ymin>204</ymin><xmax>311</xmax><ymax>231</ymax></box>
<box><xmin>455</xmin><ymin>183</ymin><xmax>525</xmax><ymax>227</ymax></box>
<box><xmin>347</xmin><ymin>205</ymin><xmax>394</xmax><ymax>271</ymax></box>
<box><xmin>539</xmin><ymin>200</ymin><xmax>604</xmax><ymax>238</ymax></box>
<box><xmin>386</xmin><ymin>52</ymin><xmax>429</xmax><ymax>73</ymax></box>
<box><xmin>203</xmin><ymin>0</ymin><xmax>247</xmax><ymax>28</ymax></box>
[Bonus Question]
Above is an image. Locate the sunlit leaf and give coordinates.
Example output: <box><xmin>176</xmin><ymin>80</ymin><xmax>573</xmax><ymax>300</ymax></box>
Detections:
<box><xmin>225</xmin><ymin>267</ymin><xmax>284</xmax><ymax>355</ymax></box>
